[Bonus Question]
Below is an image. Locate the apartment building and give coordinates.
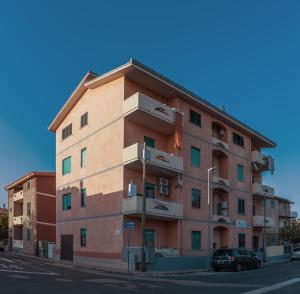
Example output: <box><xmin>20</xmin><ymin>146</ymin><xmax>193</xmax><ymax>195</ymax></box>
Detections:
<box><xmin>5</xmin><ymin>172</ymin><xmax>56</xmax><ymax>255</ymax></box>
<box><xmin>49</xmin><ymin>59</ymin><xmax>280</xmax><ymax>270</ymax></box>
<box><xmin>0</xmin><ymin>206</ymin><xmax>8</xmax><ymax>217</ymax></box>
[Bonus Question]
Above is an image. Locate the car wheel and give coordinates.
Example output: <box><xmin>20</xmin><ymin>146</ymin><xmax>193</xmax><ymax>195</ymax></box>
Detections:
<box><xmin>255</xmin><ymin>261</ymin><xmax>261</xmax><ymax>269</ymax></box>
<box><xmin>236</xmin><ymin>263</ymin><xmax>242</xmax><ymax>272</ymax></box>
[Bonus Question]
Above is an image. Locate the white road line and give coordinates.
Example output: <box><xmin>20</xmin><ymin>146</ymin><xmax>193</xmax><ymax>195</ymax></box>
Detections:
<box><xmin>9</xmin><ymin>274</ymin><xmax>31</xmax><ymax>280</ymax></box>
<box><xmin>0</xmin><ymin>269</ymin><xmax>58</xmax><ymax>275</ymax></box>
<box><xmin>55</xmin><ymin>278</ymin><xmax>73</xmax><ymax>282</ymax></box>
<box><xmin>242</xmin><ymin>278</ymin><xmax>300</xmax><ymax>294</ymax></box>
<box><xmin>0</xmin><ymin>258</ymin><xmax>15</xmax><ymax>263</ymax></box>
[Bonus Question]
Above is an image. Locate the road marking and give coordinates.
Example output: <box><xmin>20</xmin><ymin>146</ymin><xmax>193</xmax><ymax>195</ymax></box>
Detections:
<box><xmin>0</xmin><ymin>269</ymin><xmax>58</xmax><ymax>275</ymax></box>
<box><xmin>0</xmin><ymin>264</ymin><xmax>23</xmax><ymax>270</ymax></box>
<box><xmin>242</xmin><ymin>278</ymin><xmax>300</xmax><ymax>294</ymax></box>
<box><xmin>0</xmin><ymin>258</ymin><xmax>15</xmax><ymax>263</ymax></box>
<box><xmin>9</xmin><ymin>274</ymin><xmax>30</xmax><ymax>280</ymax></box>
<box><xmin>55</xmin><ymin>278</ymin><xmax>73</xmax><ymax>282</ymax></box>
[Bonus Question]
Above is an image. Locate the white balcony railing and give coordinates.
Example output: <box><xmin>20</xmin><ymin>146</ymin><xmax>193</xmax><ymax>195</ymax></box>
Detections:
<box><xmin>124</xmin><ymin>92</ymin><xmax>176</xmax><ymax>134</ymax></box>
<box><xmin>13</xmin><ymin>216</ymin><xmax>23</xmax><ymax>225</ymax></box>
<box><xmin>123</xmin><ymin>143</ymin><xmax>183</xmax><ymax>176</ymax></box>
<box><xmin>212</xmin><ymin>175</ymin><xmax>230</xmax><ymax>187</ymax></box>
<box><xmin>13</xmin><ymin>191</ymin><xmax>24</xmax><ymax>202</ymax></box>
<box><xmin>122</xmin><ymin>196</ymin><xmax>183</xmax><ymax>220</ymax></box>
<box><xmin>253</xmin><ymin>215</ymin><xmax>275</xmax><ymax>228</ymax></box>
<box><xmin>252</xmin><ymin>183</ymin><xmax>275</xmax><ymax>197</ymax></box>
<box><xmin>13</xmin><ymin>240</ymin><xmax>24</xmax><ymax>249</ymax></box>
<box><xmin>212</xmin><ymin>137</ymin><xmax>229</xmax><ymax>150</ymax></box>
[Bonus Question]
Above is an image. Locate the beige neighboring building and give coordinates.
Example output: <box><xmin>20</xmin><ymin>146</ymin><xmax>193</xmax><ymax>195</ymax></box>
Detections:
<box><xmin>49</xmin><ymin>59</ymin><xmax>292</xmax><ymax>270</ymax></box>
<box><xmin>5</xmin><ymin>172</ymin><xmax>56</xmax><ymax>255</ymax></box>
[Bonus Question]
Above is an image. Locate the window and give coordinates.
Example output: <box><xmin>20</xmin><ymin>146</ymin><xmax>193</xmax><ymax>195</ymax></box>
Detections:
<box><xmin>144</xmin><ymin>136</ymin><xmax>155</xmax><ymax>148</ymax></box>
<box><xmin>81</xmin><ymin>148</ymin><xmax>87</xmax><ymax>168</ymax></box>
<box><xmin>62</xmin><ymin>193</ymin><xmax>72</xmax><ymax>210</ymax></box>
<box><xmin>189</xmin><ymin>109</ymin><xmax>201</xmax><ymax>127</ymax></box>
<box><xmin>233</xmin><ymin>133</ymin><xmax>244</xmax><ymax>147</ymax></box>
<box><xmin>81</xmin><ymin>188</ymin><xmax>87</xmax><ymax>208</ymax></box>
<box><xmin>191</xmin><ymin>146</ymin><xmax>201</xmax><ymax>167</ymax></box>
<box><xmin>145</xmin><ymin>182</ymin><xmax>155</xmax><ymax>198</ymax></box>
<box><xmin>237</xmin><ymin>165</ymin><xmax>244</xmax><ymax>182</ymax></box>
<box><xmin>27</xmin><ymin>229</ymin><xmax>32</xmax><ymax>241</ymax></box>
<box><xmin>80</xmin><ymin>228</ymin><xmax>87</xmax><ymax>247</ymax></box>
<box><xmin>81</xmin><ymin>112</ymin><xmax>88</xmax><ymax>128</ymax></box>
<box><xmin>191</xmin><ymin>231</ymin><xmax>201</xmax><ymax>250</ymax></box>
<box><xmin>191</xmin><ymin>188</ymin><xmax>201</xmax><ymax>208</ymax></box>
<box><xmin>238</xmin><ymin>199</ymin><xmax>245</xmax><ymax>214</ymax></box>
<box><xmin>26</xmin><ymin>180</ymin><xmax>32</xmax><ymax>190</ymax></box>
<box><xmin>271</xmin><ymin>200</ymin><xmax>275</xmax><ymax>208</ymax></box>
<box><xmin>262</xmin><ymin>199</ymin><xmax>266</xmax><ymax>207</ymax></box>
<box><xmin>253</xmin><ymin>205</ymin><xmax>256</xmax><ymax>216</ymax></box>
<box><xmin>62</xmin><ymin>156</ymin><xmax>71</xmax><ymax>175</ymax></box>
<box><xmin>238</xmin><ymin>233</ymin><xmax>246</xmax><ymax>248</ymax></box>
<box><xmin>27</xmin><ymin>202</ymin><xmax>31</xmax><ymax>216</ymax></box>
<box><xmin>62</xmin><ymin>124</ymin><xmax>72</xmax><ymax>140</ymax></box>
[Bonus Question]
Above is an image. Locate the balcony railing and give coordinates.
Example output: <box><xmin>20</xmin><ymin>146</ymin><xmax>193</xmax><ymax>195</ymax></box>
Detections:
<box><xmin>13</xmin><ymin>190</ymin><xmax>24</xmax><ymax>202</ymax></box>
<box><xmin>279</xmin><ymin>209</ymin><xmax>298</xmax><ymax>218</ymax></box>
<box><xmin>122</xmin><ymin>196</ymin><xmax>183</xmax><ymax>220</ymax></box>
<box><xmin>123</xmin><ymin>92</ymin><xmax>176</xmax><ymax>134</ymax></box>
<box><xmin>212</xmin><ymin>137</ymin><xmax>229</xmax><ymax>150</ymax></box>
<box><xmin>253</xmin><ymin>215</ymin><xmax>275</xmax><ymax>228</ymax></box>
<box><xmin>13</xmin><ymin>216</ymin><xmax>24</xmax><ymax>225</ymax></box>
<box><xmin>212</xmin><ymin>175</ymin><xmax>230</xmax><ymax>187</ymax></box>
<box><xmin>13</xmin><ymin>240</ymin><xmax>24</xmax><ymax>249</ymax></box>
<box><xmin>251</xmin><ymin>151</ymin><xmax>274</xmax><ymax>172</ymax></box>
<box><xmin>213</xmin><ymin>214</ymin><xmax>230</xmax><ymax>224</ymax></box>
<box><xmin>123</xmin><ymin>143</ymin><xmax>183</xmax><ymax>176</ymax></box>
<box><xmin>252</xmin><ymin>183</ymin><xmax>275</xmax><ymax>197</ymax></box>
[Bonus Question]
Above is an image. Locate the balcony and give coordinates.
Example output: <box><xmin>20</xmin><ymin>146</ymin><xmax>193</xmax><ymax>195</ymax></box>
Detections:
<box><xmin>253</xmin><ymin>215</ymin><xmax>275</xmax><ymax>228</ymax></box>
<box><xmin>252</xmin><ymin>183</ymin><xmax>275</xmax><ymax>197</ymax></box>
<box><xmin>213</xmin><ymin>214</ymin><xmax>230</xmax><ymax>224</ymax></box>
<box><xmin>251</xmin><ymin>151</ymin><xmax>274</xmax><ymax>172</ymax></box>
<box><xmin>13</xmin><ymin>240</ymin><xmax>24</xmax><ymax>249</ymax></box>
<box><xmin>279</xmin><ymin>209</ymin><xmax>298</xmax><ymax>218</ymax></box>
<box><xmin>212</xmin><ymin>175</ymin><xmax>230</xmax><ymax>187</ymax></box>
<box><xmin>123</xmin><ymin>92</ymin><xmax>176</xmax><ymax>134</ymax></box>
<box><xmin>13</xmin><ymin>216</ymin><xmax>24</xmax><ymax>225</ymax></box>
<box><xmin>212</xmin><ymin>137</ymin><xmax>229</xmax><ymax>150</ymax></box>
<box><xmin>122</xmin><ymin>196</ymin><xmax>183</xmax><ymax>220</ymax></box>
<box><xmin>123</xmin><ymin>143</ymin><xmax>183</xmax><ymax>177</ymax></box>
<box><xmin>13</xmin><ymin>190</ymin><xmax>24</xmax><ymax>202</ymax></box>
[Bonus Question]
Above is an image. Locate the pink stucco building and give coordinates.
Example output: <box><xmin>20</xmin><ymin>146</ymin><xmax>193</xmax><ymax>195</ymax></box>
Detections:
<box><xmin>49</xmin><ymin>59</ymin><xmax>294</xmax><ymax>270</ymax></box>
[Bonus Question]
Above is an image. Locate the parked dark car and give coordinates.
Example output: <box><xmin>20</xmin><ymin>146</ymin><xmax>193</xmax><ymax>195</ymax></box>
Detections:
<box><xmin>211</xmin><ymin>248</ymin><xmax>261</xmax><ymax>271</ymax></box>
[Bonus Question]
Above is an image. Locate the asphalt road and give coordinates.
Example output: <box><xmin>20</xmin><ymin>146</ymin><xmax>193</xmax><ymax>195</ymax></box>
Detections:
<box><xmin>0</xmin><ymin>251</ymin><xmax>300</xmax><ymax>294</ymax></box>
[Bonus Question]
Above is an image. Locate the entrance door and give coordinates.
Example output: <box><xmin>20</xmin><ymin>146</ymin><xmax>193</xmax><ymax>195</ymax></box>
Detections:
<box><xmin>61</xmin><ymin>235</ymin><xmax>73</xmax><ymax>261</ymax></box>
<box><xmin>145</xmin><ymin>229</ymin><xmax>155</xmax><ymax>248</ymax></box>
<box><xmin>253</xmin><ymin>236</ymin><xmax>259</xmax><ymax>252</ymax></box>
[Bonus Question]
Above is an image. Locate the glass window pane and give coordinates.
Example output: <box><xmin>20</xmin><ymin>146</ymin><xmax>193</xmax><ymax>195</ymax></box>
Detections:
<box><xmin>144</xmin><ymin>136</ymin><xmax>155</xmax><ymax>148</ymax></box>
<box><xmin>81</xmin><ymin>148</ymin><xmax>87</xmax><ymax>167</ymax></box>
<box><xmin>62</xmin><ymin>156</ymin><xmax>71</xmax><ymax>175</ymax></box>
<box><xmin>191</xmin><ymin>146</ymin><xmax>201</xmax><ymax>167</ymax></box>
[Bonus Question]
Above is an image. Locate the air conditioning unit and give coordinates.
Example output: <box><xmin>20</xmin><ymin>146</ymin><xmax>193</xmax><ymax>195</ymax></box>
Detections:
<box><xmin>160</xmin><ymin>185</ymin><xmax>169</xmax><ymax>196</ymax></box>
<box><xmin>160</xmin><ymin>178</ymin><xmax>169</xmax><ymax>186</ymax></box>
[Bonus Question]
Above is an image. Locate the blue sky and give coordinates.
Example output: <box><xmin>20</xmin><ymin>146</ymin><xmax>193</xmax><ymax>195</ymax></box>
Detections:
<box><xmin>0</xmin><ymin>0</ymin><xmax>299</xmax><ymax>213</ymax></box>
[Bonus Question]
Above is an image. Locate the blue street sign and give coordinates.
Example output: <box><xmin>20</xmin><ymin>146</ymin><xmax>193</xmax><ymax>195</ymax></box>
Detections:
<box><xmin>123</xmin><ymin>221</ymin><xmax>136</xmax><ymax>229</ymax></box>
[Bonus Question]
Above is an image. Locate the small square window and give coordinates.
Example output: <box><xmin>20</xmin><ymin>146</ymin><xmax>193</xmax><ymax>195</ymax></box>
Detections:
<box><xmin>233</xmin><ymin>133</ymin><xmax>244</xmax><ymax>147</ymax></box>
<box><xmin>62</xmin><ymin>124</ymin><xmax>72</xmax><ymax>140</ymax></box>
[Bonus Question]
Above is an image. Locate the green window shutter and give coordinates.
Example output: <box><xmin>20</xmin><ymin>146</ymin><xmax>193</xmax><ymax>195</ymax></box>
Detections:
<box><xmin>191</xmin><ymin>231</ymin><xmax>201</xmax><ymax>250</ymax></box>
<box><xmin>262</xmin><ymin>199</ymin><xmax>266</xmax><ymax>207</ymax></box>
<box><xmin>237</xmin><ymin>165</ymin><xmax>244</xmax><ymax>181</ymax></box>
<box><xmin>62</xmin><ymin>156</ymin><xmax>72</xmax><ymax>175</ymax></box>
<box><xmin>63</xmin><ymin>193</ymin><xmax>72</xmax><ymax>210</ymax></box>
<box><xmin>271</xmin><ymin>200</ymin><xmax>275</xmax><ymax>208</ymax></box>
<box><xmin>81</xmin><ymin>148</ymin><xmax>87</xmax><ymax>167</ymax></box>
<box><xmin>144</xmin><ymin>136</ymin><xmax>155</xmax><ymax>148</ymax></box>
<box><xmin>191</xmin><ymin>146</ymin><xmax>201</xmax><ymax>167</ymax></box>
<box><xmin>81</xmin><ymin>188</ymin><xmax>87</xmax><ymax>207</ymax></box>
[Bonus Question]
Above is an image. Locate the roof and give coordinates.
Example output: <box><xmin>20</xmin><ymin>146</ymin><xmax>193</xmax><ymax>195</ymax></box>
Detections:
<box><xmin>48</xmin><ymin>58</ymin><xmax>276</xmax><ymax>148</ymax></box>
<box><xmin>273</xmin><ymin>195</ymin><xmax>294</xmax><ymax>204</ymax></box>
<box><xmin>4</xmin><ymin>171</ymin><xmax>56</xmax><ymax>191</ymax></box>
<box><xmin>0</xmin><ymin>208</ymin><xmax>8</xmax><ymax>215</ymax></box>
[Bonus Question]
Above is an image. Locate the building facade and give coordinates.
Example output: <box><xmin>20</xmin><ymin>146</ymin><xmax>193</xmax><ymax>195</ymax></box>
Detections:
<box><xmin>0</xmin><ymin>207</ymin><xmax>8</xmax><ymax>217</ymax></box>
<box><xmin>49</xmin><ymin>59</ymin><xmax>291</xmax><ymax>269</ymax></box>
<box><xmin>5</xmin><ymin>172</ymin><xmax>56</xmax><ymax>255</ymax></box>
